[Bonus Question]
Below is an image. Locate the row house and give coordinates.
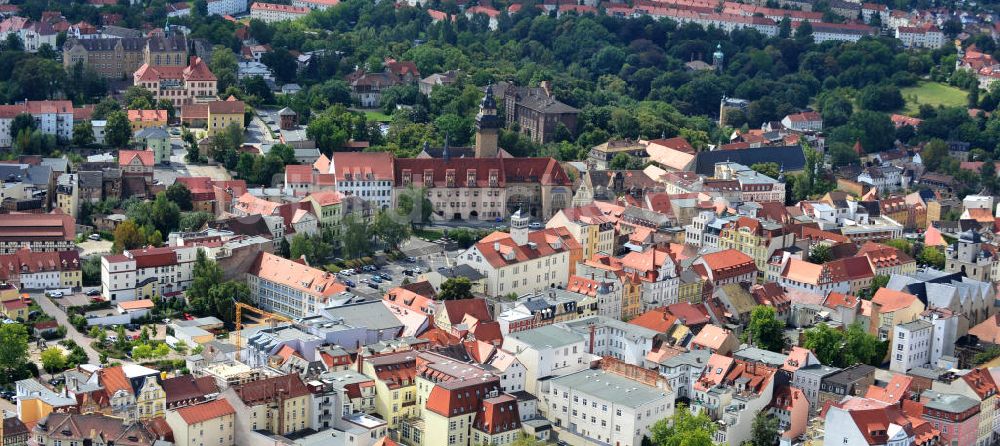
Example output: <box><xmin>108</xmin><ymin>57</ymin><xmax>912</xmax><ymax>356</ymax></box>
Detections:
<box><xmin>250</xmin><ymin>2</ymin><xmax>310</xmax><ymax>22</ymax></box>
<box><xmin>0</xmin><ymin>248</ymin><xmax>81</xmax><ymax>290</ymax></box>
<box><xmin>0</xmin><ymin>100</ymin><xmax>80</xmax><ymax>147</ymax></box>
<box><xmin>0</xmin><ymin>212</ymin><xmax>76</xmax><ymax>254</ymax></box>
<box><xmin>896</xmin><ymin>24</ymin><xmax>946</xmax><ymax>49</ymax></box>
<box><xmin>774</xmin><ymin>256</ymin><xmax>874</xmax><ymax>295</ymax></box>
<box><xmin>717</xmin><ymin>216</ymin><xmax>794</xmax><ymax>275</ymax></box>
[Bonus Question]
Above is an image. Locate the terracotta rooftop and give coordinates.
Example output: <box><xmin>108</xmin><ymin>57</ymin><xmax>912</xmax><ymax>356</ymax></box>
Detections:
<box><xmin>175</xmin><ymin>398</ymin><xmax>235</xmax><ymax>425</ymax></box>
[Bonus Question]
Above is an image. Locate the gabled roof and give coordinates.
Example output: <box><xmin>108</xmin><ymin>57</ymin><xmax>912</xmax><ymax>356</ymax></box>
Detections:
<box><xmin>234</xmin><ymin>374</ymin><xmax>310</xmax><ymax>405</ymax></box>
<box><xmin>119</xmin><ymin>150</ymin><xmax>154</xmax><ymax>167</ymax></box>
<box><xmin>175</xmin><ymin>398</ymin><xmax>235</xmax><ymax>424</ymax></box>
<box><xmin>872</xmin><ymin>288</ymin><xmax>919</xmax><ymax>313</ymax></box>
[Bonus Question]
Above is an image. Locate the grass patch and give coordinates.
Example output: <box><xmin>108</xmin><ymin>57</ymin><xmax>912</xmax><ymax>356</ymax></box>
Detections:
<box><xmin>363</xmin><ymin>110</ymin><xmax>393</xmax><ymax>122</ymax></box>
<box><xmin>900</xmin><ymin>82</ymin><xmax>968</xmax><ymax>115</ymax></box>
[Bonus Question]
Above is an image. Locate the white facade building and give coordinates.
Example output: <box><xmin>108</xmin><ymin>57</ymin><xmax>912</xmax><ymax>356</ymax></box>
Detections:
<box><xmin>249</xmin><ymin>2</ymin><xmax>310</xmax><ymax>22</ymax></box>
<box><xmin>207</xmin><ymin>0</ymin><xmax>248</xmax><ymax>16</ymax></box>
<box><xmin>101</xmin><ymin>246</ymin><xmax>199</xmax><ymax>302</ymax></box>
<box><xmin>500</xmin><ymin>324</ymin><xmax>591</xmax><ymax>395</ymax></box>
<box><xmin>889</xmin><ymin>319</ymin><xmax>933</xmax><ymax>373</ymax></box>
<box><xmin>545</xmin><ymin>369</ymin><xmax>674</xmax><ymax>446</ymax></box>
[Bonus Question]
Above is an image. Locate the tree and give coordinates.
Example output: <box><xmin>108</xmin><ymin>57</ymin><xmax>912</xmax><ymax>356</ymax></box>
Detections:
<box><xmin>794</xmin><ymin>20</ymin><xmax>813</xmax><ymax>40</ymax></box>
<box><xmin>211</xmin><ymin>123</ymin><xmax>243</xmax><ymax>167</ymax></box>
<box><xmin>91</xmin><ymin>97</ymin><xmax>120</xmax><ymax>120</ymax></box>
<box><xmin>747</xmin><ymin>412</ymin><xmax>780</xmax><ymax>446</ymax></box>
<box><xmin>0</xmin><ymin>324</ymin><xmax>28</xmax><ymax>380</ymax></box>
<box><xmin>72</xmin><ymin>121</ymin><xmax>95</xmax><ymax>147</ymax></box>
<box><xmin>188</xmin><ymin>250</ymin><xmax>223</xmax><ymax>305</ymax></box>
<box><xmin>650</xmin><ymin>404</ymin><xmax>717</xmax><ymax>446</ymax></box>
<box><xmin>808</xmin><ymin>244</ymin><xmax>832</xmax><ymax>264</ymax></box>
<box><xmin>750</xmin><ymin>162</ymin><xmax>781</xmax><ymax>179</ymax></box>
<box><xmin>742</xmin><ymin>306</ymin><xmax>786</xmax><ymax>352</ymax></box>
<box><xmin>307</xmin><ymin>106</ymin><xmax>354</xmax><ymax>154</ymax></box>
<box><xmin>10</xmin><ymin>114</ymin><xmax>35</xmax><ymax>141</ymax></box>
<box><xmin>40</xmin><ymin>347</ymin><xmax>66</xmax><ymax>374</ymax></box>
<box><xmin>371</xmin><ymin>211</ymin><xmax>410</xmax><ymax>250</ymax></box>
<box><xmin>179</xmin><ymin>212</ymin><xmax>213</xmax><ymax>231</ymax></box>
<box><xmin>439</xmin><ymin>277</ymin><xmax>474</xmax><ymax>300</ymax></box>
<box><xmin>397</xmin><ymin>187</ymin><xmax>433</xmax><ymax>226</ymax></box>
<box><xmin>341</xmin><ymin>215</ymin><xmax>371</xmax><ymax>259</ymax></box>
<box><xmin>112</xmin><ymin>220</ymin><xmax>147</xmax><ymax>253</ymax></box>
<box><xmin>865</xmin><ymin>274</ymin><xmax>890</xmax><ymax>299</ymax></box>
<box><xmin>918</xmin><ymin>246</ymin><xmax>945</xmax><ymax>269</ymax></box>
<box><xmin>151</xmin><ymin>192</ymin><xmax>181</xmax><ymax>235</ymax></box>
<box><xmin>802</xmin><ymin>323</ymin><xmax>843</xmax><ymax>366</ymax></box>
<box><xmin>261</xmin><ymin>48</ymin><xmax>297</xmax><ymax>84</ymax></box>
<box><xmin>105</xmin><ymin>111</ymin><xmax>132</xmax><ymax>148</ymax></box>
<box><xmin>165</xmin><ymin>183</ymin><xmax>193</xmax><ymax>211</ymax></box>
<box><xmin>209</xmin><ymin>46</ymin><xmax>239</xmax><ymax>92</ymax></box>
<box><xmin>982</xmin><ymin>161</ymin><xmax>996</xmax><ymax>194</ymax></box>
<box><xmin>124</xmin><ymin>86</ymin><xmax>155</xmax><ymax>110</ymax></box>
<box><xmin>920</xmin><ymin>139</ymin><xmax>949</xmax><ymax>171</ymax></box>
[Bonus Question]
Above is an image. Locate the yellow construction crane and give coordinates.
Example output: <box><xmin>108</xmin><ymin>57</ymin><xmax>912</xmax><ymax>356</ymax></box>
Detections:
<box><xmin>233</xmin><ymin>302</ymin><xmax>292</xmax><ymax>362</ymax></box>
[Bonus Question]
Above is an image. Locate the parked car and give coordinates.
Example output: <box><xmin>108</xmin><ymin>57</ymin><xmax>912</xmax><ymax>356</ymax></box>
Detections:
<box><xmin>344</xmin><ymin>280</ymin><xmax>356</xmax><ymax>287</ymax></box>
<box><xmin>529</xmin><ymin>222</ymin><xmax>543</xmax><ymax>230</ymax></box>
<box><xmin>86</xmin><ymin>289</ymin><xmax>101</xmax><ymax>296</ymax></box>
<box><xmin>370</xmin><ymin>276</ymin><xmax>382</xmax><ymax>284</ymax></box>
<box><xmin>47</xmin><ymin>291</ymin><xmax>63</xmax><ymax>298</ymax></box>
<box><xmin>367</xmin><ymin>283</ymin><xmax>379</xmax><ymax>289</ymax></box>
<box><xmin>402</xmin><ymin>269</ymin><xmax>414</xmax><ymax>276</ymax></box>
<box><xmin>405</xmin><ymin>257</ymin><xmax>416</xmax><ymax>262</ymax></box>
<box><xmin>88</xmin><ymin>234</ymin><xmax>101</xmax><ymax>241</ymax></box>
<box><xmin>379</xmin><ymin>273</ymin><xmax>391</xmax><ymax>280</ymax></box>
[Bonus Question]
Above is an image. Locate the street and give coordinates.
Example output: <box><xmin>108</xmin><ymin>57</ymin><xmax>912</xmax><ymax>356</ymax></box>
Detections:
<box><xmin>31</xmin><ymin>291</ymin><xmax>100</xmax><ymax>365</ymax></box>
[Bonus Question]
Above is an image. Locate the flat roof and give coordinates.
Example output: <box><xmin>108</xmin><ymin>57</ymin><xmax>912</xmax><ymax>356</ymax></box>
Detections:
<box><xmin>549</xmin><ymin>369</ymin><xmax>670</xmax><ymax>408</ymax></box>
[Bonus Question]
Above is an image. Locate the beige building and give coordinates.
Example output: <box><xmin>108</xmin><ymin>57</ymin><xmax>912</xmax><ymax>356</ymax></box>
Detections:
<box><xmin>228</xmin><ymin>374</ymin><xmax>312</xmax><ymax>437</ymax></box>
<box><xmin>165</xmin><ymin>398</ymin><xmax>236</xmax><ymax>446</ymax></box>
<box><xmin>546</xmin><ymin>204</ymin><xmax>617</xmax><ymax>260</ymax></box>
<box><xmin>457</xmin><ymin>211</ymin><xmax>576</xmax><ymax>297</ymax></box>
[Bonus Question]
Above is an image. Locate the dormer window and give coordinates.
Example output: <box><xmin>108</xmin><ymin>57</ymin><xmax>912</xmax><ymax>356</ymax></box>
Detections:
<box><xmin>423</xmin><ymin>169</ymin><xmax>434</xmax><ymax>185</ymax></box>
<box><xmin>446</xmin><ymin>169</ymin><xmax>456</xmax><ymax>188</ymax></box>
<box><xmin>467</xmin><ymin>170</ymin><xmax>477</xmax><ymax>186</ymax></box>
<box><xmin>489</xmin><ymin>169</ymin><xmax>499</xmax><ymax>187</ymax></box>
<box><xmin>402</xmin><ymin>170</ymin><xmax>412</xmax><ymax>186</ymax></box>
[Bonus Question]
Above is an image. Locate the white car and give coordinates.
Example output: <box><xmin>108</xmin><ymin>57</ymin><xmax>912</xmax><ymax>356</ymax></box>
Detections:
<box><xmin>48</xmin><ymin>291</ymin><xmax>63</xmax><ymax>298</ymax></box>
<box><xmin>88</xmin><ymin>234</ymin><xmax>101</xmax><ymax>241</ymax></box>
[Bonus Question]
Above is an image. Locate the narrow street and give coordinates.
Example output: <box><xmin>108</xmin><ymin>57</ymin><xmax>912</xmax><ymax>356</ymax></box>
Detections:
<box><xmin>32</xmin><ymin>292</ymin><xmax>101</xmax><ymax>365</ymax></box>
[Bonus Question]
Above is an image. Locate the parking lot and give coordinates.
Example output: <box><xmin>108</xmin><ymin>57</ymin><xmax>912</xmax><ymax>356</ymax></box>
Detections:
<box><xmin>338</xmin><ymin>248</ymin><xmax>464</xmax><ymax>297</ymax></box>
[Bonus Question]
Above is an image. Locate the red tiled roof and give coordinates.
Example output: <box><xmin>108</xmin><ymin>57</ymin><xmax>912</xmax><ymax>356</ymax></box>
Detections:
<box><xmin>961</xmin><ymin>368</ymin><xmax>998</xmax><ymax>400</ymax></box>
<box><xmin>127</xmin><ymin>109</ymin><xmax>167</xmax><ymax>123</ymax></box>
<box><xmin>234</xmin><ymin>375</ymin><xmax>310</xmax><ymax>405</ymax></box>
<box><xmin>473</xmin><ymin>229</ymin><xmax>577</xmax><ymax>269</ymax></box>
<box><xmin>285</xmin><ymin>165</ymin><xmax>313</xmax><ymax>183</ymax></box>
<box><xmin>99</xmin><ymin>366</ymin><xmax>133</xmax><ymax>395</ymax></box>
<box><xmin>629</xmin><ymin>308</ymin><xmax>677</xmax><ymax>333</ymax></box>
<box><xmin>175</xmin><ymin>398</ymin><xmax>235</xmax><ymax>425</ymax></box>
<box><xmin>119</xmin><ymin>150</ymin><xmax>154</xmax><ymax>167</ymax></box>
<box><xmin>249</xmin><ymin>252</ymin><xmax>346</xmax><ymax>298</ymax></box>
<box><xmin>207</xmin><ymin>98</ymin><xmax>244</xmax><ymax>115</ymax></box>
<box><xmin>865</xmin><ymin>374</ymin><xmax>913</xmax><ymax>404</ymax></box>
<box><xmin>441</xmin><ymin>298</ymin><xmax>491</xmax><ymax>326</ymax></box>
<box><xmin>872</xmin><ymin>288</ymin><xmax>919</xmax><ymax>313</ymax></box>
<box><xmin>330</xmin><ymin>152</ymin><xmax>395</xmax><ymax>179</ymax></box>
<box><xmin>473</xmin><ymin>394</ymin><xmax>520</xmax><ymax>434</ymax></box>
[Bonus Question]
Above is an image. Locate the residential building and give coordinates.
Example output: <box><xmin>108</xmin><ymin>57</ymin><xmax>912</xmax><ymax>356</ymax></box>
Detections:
<box><xmin>896</xmin><ymin>24</ymin><xmax>946</xmax><ymax>49</ymax></box>
<box><xmin>774</xmin><ymin>256</ymin><xmax>874</xmax><ymax>295</ymax></box>
<box><xmin>227</xmin><ymin>374</ymin><xmax>311</xmax><ymax>437</ymax></box>
<box><xmin>101</xmin><ymin>245</ymin><xmax>200</xmax><ymax>301</ymax></box>
<box><xmin>206</xmin><ymin>98</ymin><xmax>245</xmax><ymax>137</ymax></box>
<box><xmin>501</xmin><ymin>324</ymin><xmax>590</xmax><ymax>394</ymax></box>
<box><xmin>133</xmin><ymin>56</ymin><xmax>217</xmax><ymax>106</ymax></box>
<box><xmin>857</xmin><ymin>241</ymin><xmax>917</xmax><ymax>277</ymax></box>
<box><xmin>207</xmin><ymin>0</ymin><xmax>248</xmax><ymax>15</ymax></box>
<box><xmin>545</xmin><ymin>368</ymin><xmax>673</xmax><ymax>446</ymax></box>
<box><xmin>457</xmin><ymin>212</ymin><xmax>576</xmax><ymax>297</ymax></box>
<box><xmin>691</xmin><ymin>249</ymin><xmax>757</xmax><ymax>296</ymax></box>
<box><xmin>561</xmin><ymin>316</ymin><xmax>657</xmax><ymax>365</ymax></box>
<box><xmin>245</xmin><ymin>252</ymin><xmax>348</xmax><ymax>318</ymax></box>
<box><xmin>871</xmin><ymin>288</ymin><xmax>925</xmax><ymax>343</ymax></box>
<box><xmin>817</xmin><ymin>364</ymin><xmax>877</xmax><ymax>410</ymax></box>
<box><xmin>31</xmin><ymin>413</ymin><xmax>159</xmax><ymax>446</ymax></box>
<box><xmin>165</xmin><ymin>398</ymin><xmax>237</xmax><ymax>446</ymax></box>
<box><xmin>327</xmin><ymin>152</ymin><xmax>394</xmax><ymax>210</ymax></box>
<box><xmin>359</xmin><ymin>351</ymin><xmax>417</xmax><ymax>428</ymax></box>
<box><xmin>930</xmin><ymin>368</ymin><xmax>998</xmax><ymax>446</ymax></box>
<box><xmin>545</xmin><ymin>204</ymin><xmax>617</xmax><ymax>260</ymax></box>
<box><xmin>587</xmin><ymin>139</ymin><xmax>648</xmax><ymax>170</ymax></box>
<box><xmin>119</xmin><ymin>150</ymin><xmax>154</xmax><ymax>180</ymax></box>
<box><xmin>890</xmin><ymin>319</ymin><xmax>934</xmax><ymax>373</ymax></box>
<box><xmin>133</xmin><ymin>127</ymin><xmax>171</xmax><ymax>165</ymax></box>
<box><xmin>0</xmin><ymin>100</ymin><xmax>78</xmax><ymax>147</ymax></box>
<box><xmin>496</xmin><ymin>81</ymin><xmax>579</xmax><ymax>144</ymax></box>
<box><xmin>713</xmin><ymin>162</ymin><xmax>787</xmax><ymax>203</ymax></box>
<box><xmin>780</xmin><ymin>111</ymin><xmax>822</xmax><ymax>131</ymax></box>
<box><xmin>127</xmin><ymin>109</ymin><xmax>167</xmax><ymax>130</ymax></box>
<box><xmin>792</xmin><ymin>364</ymin><xmax>841</xmax><ymax>413</ymax></box>
<box><xmin>717</xmin><ymin>216</ymin><xmax>794</xmax><ymax>274</ymax></box>
<box><xmin>821</xmin><ymin>396</ymin><xmax>938</xmax><ymax>446</ymax></box>
<box><xmin>250</xmin><ymin>2</ymin><xmax>310</xmax><ymax>22</ymax></box>
<box><xmin>292</xmin><ymin>0</ymin><xmax>341</xmax><ymax>10</ymax></box>
<box><xmin>690</xmin><ymin>357</ymin><xmax>776</xmax><ymax>445</ymax></box>
<box><xmin>919</xmin><ymin>390</ymin><xmax>980</xmax><ymax>446</ymax></box>
<box><xmin>0</xmin><ymin>248</ymin><xmax>81</xmax><ymax>290</ymax></box>
<box><xmin>0</xmin><ymin>212</ymin><xmax>76</xmax><ymax>254</ymax></box>
<box><xmin>688</xmin><ymin>324</ymin><xmax>739</xmax><ymax>356</ymax></box>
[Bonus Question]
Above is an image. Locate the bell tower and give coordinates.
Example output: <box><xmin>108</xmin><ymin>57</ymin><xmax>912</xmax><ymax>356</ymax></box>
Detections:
<box><xmin>475</xmin><ymin>85</ymin><xmax>499</xmax><ymax>158</ymax></box>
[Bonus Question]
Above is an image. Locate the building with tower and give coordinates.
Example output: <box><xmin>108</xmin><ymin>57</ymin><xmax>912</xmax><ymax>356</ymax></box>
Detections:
<box><xmin>476</xmin><ymin>85</ymin><xmax>500</xmax><ymax>158</ymax></box>
<box><xmin>456</xmin><ymin>211</ymin><xmax>577</xmax><ymax>296</ymax></box>
<box><xmin>944</xmin><ymin>230</ymin><xmax>995</xmax><ymax>282</ymax></box>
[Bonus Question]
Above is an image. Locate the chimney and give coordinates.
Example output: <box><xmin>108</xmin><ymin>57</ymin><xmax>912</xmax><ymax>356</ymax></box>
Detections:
<box><xmin>540</xmin><ymin>80</ymin><xmax>552</xmax><ymax>97</ymax></box>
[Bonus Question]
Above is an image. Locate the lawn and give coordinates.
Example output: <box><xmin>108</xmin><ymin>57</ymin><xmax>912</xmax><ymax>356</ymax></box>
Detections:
<box><xmin>900</xmin><ymin>82</ymin><xmax>968</xmax><ymax>115</ymax></box>
<box><xmin>362</xmin><ymin>110</ymin><xmax>393</xmax><ymax>122</ymax></box>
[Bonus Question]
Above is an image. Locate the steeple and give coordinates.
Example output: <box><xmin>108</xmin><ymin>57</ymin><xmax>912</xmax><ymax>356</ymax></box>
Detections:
<box><xmin>510</xmin><ymin>208</ymin><xmax>529</xmax><ymax>246</ymax></box>
<box><xmin>475</xmin><ymin>85</ymin><xmax>500</xmax><ymax>158</ymax></box>
<box><xmin>712</xmin><ymin>43</ymin><xmax>724</xmax><ymax>72</ymax></box>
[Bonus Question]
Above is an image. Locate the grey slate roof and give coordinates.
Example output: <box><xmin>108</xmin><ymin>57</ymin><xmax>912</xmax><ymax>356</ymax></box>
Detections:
<box><xmin>694</xmin><ymin>146</ymin><xmax>806</xmax><ymax>176</ymax></box>
<box><xmin>550</xmin><ymin>369</ymin><xmax>671</xmax><ymax>408</ymax></box>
